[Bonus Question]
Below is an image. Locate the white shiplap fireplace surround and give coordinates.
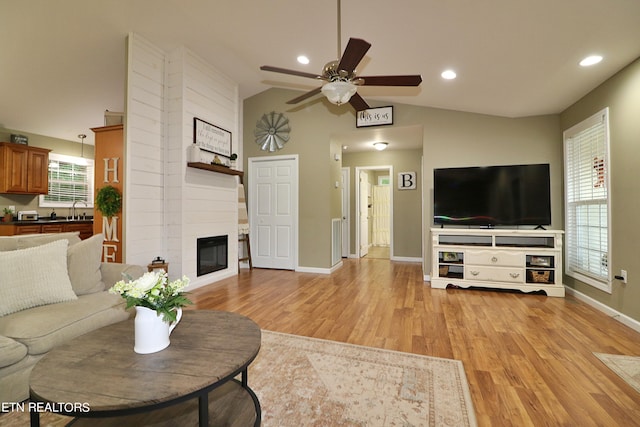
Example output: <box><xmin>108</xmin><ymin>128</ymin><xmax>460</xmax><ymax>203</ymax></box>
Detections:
<box><xmin>124</xmin><ymin>33</ymin><xmax>241</xmax><ymax>290</ymax></box>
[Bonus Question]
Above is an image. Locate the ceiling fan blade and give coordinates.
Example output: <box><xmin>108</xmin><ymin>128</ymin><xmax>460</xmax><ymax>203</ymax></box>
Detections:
<box><xmin>337</xmin><ymin>38</ymin><xmax>371</xmax><ymax>74</ymax></box>
<box><xmin>286</xmin><ymin>87</ymin><xmax>323</xmax><ymax>104</ymax></box>
<box><xmin>358</xmin><ymin>75</ymin><xmax>423</xmax><ymax>86</ymax></box>
<box><xmin>260</xmin><ymin>65</ymin><xmax>322</xmax><ymax>80</ymax></box>
<box><xmin>348</xmin><ymin>92</ymin><xmax>370</xmax><ymax>111</ymax></box>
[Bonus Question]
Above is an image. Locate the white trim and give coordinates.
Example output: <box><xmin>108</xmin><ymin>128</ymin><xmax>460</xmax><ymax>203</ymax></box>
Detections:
<box><xmin>565</xmin><ymin>287</ymin><xmax>640</xmax><ymax>333</ymax></box>
<box><xmin>296</xmin><ymin>265</ymin><xmax>335</xmax><ymax>274</ymax></box>
<box><xmin>391</xmin><ymin>256</ymin><xmax>422</xmax><ymax>263</ymax></box>
<box><xmin>563</xmin><ymin>107</ymin><xmax>612</xmax><ymax>293</ymax></box>
<box><xmin>423</xmin><ymin>274</ymin><xmax>431</xmax><ymax>282</ymax></box>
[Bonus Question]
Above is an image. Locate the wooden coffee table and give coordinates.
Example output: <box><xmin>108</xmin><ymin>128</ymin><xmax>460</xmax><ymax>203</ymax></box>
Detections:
<box><xmin>29</xmin><ymin>310</ymin><xmax>261</xmax><ymax>426</ymax></box>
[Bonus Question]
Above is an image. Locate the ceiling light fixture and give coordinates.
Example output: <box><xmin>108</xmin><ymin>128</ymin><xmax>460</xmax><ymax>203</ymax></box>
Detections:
<box><xmin>373</xmin><ymin>142</ymin><xmax>388</xmax><ymax>151</ymax></box>
<box><xmin>78</xmin><ymin>134</ymin><xmax>86</xmax><ymax>158</ymax></box>
<box><xmin>580</xmin><ymin>55</ymin><xmax>603</xmax><ymax>67</ymax></box>
<box><xmin>321</xmin><ymin>80</ymin><xmax>357</xmax><ymax>105</ymax></box>
<box><xmin>441</xmin><ymin>69</ymin><xmax>457</xmax><ymax>80</ymax></box>
<box><xmin>297</xmin><ymin>55</ymin><xmax>310</xmax><ymax>65</ymax></box>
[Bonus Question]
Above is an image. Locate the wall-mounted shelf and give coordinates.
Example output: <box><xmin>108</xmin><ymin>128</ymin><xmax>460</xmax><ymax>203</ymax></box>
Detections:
<box><xmin>187</xmin><ymin>162</ymin><xmax>243</xmax><ymax>183</ymax></box>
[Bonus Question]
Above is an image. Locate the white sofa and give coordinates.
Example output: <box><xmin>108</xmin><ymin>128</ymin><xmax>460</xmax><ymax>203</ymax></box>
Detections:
<box><xmin>0</xmin><ymin>232</ymin><xmax>145</xmax><ymax>403</ymax></box>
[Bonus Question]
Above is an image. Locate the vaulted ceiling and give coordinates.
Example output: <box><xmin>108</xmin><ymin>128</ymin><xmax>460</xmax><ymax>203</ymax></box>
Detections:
<box><xmin>1</xmin><ymin>0</ymin><xmax>639</xmax><ymax>145</ymax></box>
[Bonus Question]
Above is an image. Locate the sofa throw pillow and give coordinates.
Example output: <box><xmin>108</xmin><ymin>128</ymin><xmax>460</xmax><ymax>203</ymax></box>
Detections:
<box><xmin>67</xmin><ymin>233</ymin><xmax>105</xmax><ymax>295</ymax></box>
<box><xmin>0</xmin><ymin>239</ymin><xmax>78</xmax><ymax>317</ymax></box>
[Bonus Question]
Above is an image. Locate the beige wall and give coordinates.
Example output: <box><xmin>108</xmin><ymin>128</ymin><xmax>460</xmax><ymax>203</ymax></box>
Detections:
<box><xmin>243</xmin><ymin>88</ymin><xmax>562</xmax><ymax>271</ymax></box>
<box><xmin>420</xmin><ymin>110</ymin><xmax>563</xmax><ymax>275</ymax></box>
<box><xmin>560</xmin><ymin>57</ymin><xmax>640</xmax><ymax>321</ymax></box>
<box><xmin>342</xmin><ymin>149</ymin><xmax>423</xmax><ymax>258</ymax></box>
<box><xmin>243</xmin><ymin>89</ymin><xmax>350</xmax><ymax>268</ymax></box>
<box><xmin>0</xmin><ymin>128</ymin><xmax>95</xmax><ymax>218</ymax></box>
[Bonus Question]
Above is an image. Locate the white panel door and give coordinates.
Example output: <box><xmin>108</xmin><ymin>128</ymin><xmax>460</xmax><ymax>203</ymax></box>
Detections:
<box><xmin>341</xmin><ymin>168</ymin><xmax>349</xmax><ymax>257</ymax></box>
<box><xmin>359</xmin><ymin>171</ymin><xmax>369</xmax><ymax>257</ymax></box>
<box><xmin>250</xmin><ymin>157</ymin><xmax>297</xmax><ymax>270</ymax></box>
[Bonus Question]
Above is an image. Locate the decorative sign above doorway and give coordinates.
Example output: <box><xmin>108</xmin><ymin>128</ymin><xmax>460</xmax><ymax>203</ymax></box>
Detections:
<box><xmin>356</xmin><ymin>106</ymin><xmax>393</xmax><ymax>128</ymax></box>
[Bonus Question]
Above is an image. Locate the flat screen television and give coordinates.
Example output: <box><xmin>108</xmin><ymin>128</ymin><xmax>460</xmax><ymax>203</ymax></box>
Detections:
<box><xmin>433</xmin><ymin>163</ymin><xmax>551</xmax><ymax>227</ymax></box>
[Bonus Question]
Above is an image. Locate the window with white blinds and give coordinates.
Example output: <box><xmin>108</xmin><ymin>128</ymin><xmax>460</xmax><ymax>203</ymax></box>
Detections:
<box><xmin>39</xmin><ymin>153</ymin><xmax>94</xmax><ymax>208</ymax></box>
<box><xmin>563</xmin><ymin>107</ymin><xmax>611</xmax><ymax>293</ymax></box>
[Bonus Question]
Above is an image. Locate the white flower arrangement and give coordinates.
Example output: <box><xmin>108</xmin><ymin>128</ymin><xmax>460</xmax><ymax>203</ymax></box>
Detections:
<box><xmin>110</xmin><ymin>270</ymin><xmax>192</xmax><ymax>322</ymax></box>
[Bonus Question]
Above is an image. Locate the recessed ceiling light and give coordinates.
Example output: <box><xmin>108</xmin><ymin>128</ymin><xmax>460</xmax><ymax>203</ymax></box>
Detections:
<box><xmin>373</xmin><ymin>142</ymin><xmax>388</xmax><ymax>151</ymax></box>
<box><xmin>441</xmin><ymin>69</ymin><xmax>457</xmax><ymax>80</ymax></box>
<box><xmin>297</xmin><ymin>55</ymin><xmax>310</xmax><ymax>65</ymax></box>
<box><xmin>580</xmin><ymin>55</ymin><xmax>603</xmax><ymax>67</ymax></box>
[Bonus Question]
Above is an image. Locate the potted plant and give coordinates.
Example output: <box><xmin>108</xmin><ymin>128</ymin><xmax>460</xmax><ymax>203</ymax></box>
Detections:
<box><xmin>95</xmin><ymin>185</ymin><xmax>122</xmax><ymax>218</ymax></box>
<box><xmin>110</xmin><ymin>270</ymin><xmax>192</xmax><ymax>353</ymax></box>
<box><xmin>230</xmin><ymin>153</ymin><xmax>238</xmax><ymax>169</ymax></box>
<box><xmin>2</xmin><ymin>207</ymin><xmax>13</xmax><ymax>222</ymax></box>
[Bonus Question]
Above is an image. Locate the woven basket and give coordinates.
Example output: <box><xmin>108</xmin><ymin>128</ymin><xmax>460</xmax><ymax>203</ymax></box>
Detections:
<box><xmin>529</xmin><ymin>270</ymin><xmax>550</xmax><ymax>283</ymax></box>
<box><xmin>439</xmin><ymin>266</ymin><xmax>449</xmax><ymax>277</ymax></box>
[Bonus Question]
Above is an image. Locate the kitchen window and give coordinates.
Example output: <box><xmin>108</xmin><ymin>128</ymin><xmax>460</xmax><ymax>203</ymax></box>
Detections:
<box><xmin>563</xmin><ymin>107</ymin><xmax>611</xmax><ymax>293</ymax></box>
<box><xmin>39</xmin><ymin>153</ymin><xmax>94</xmax><ymax>208</ymax></box>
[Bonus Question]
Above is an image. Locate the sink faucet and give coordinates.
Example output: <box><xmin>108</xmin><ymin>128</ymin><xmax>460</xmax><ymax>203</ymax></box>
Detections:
<box><xmin>71</xmin><ymin>201</ymin><xmax>88</xmax><ymax>220</ymax></box>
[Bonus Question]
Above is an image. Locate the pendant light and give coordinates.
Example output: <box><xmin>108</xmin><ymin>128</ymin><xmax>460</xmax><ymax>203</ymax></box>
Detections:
<box><xmin>78</xmin><ymin>134</ymin><xmax>86</xmax><ymax>158</ymax></box>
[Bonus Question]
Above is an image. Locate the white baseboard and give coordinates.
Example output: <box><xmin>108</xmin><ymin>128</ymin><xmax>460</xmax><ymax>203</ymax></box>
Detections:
<box><xmin>296</xmin><ymin>263</ymin><xmax>342</xmax><ymax>274</ymax></box>
<box><xmin>391</xmin><ymin>256</ymin><xmax>422</xmax><ymax>263</ymax></box>
<box><xmin>423</xmin><ymin>274</ymin><xmax>431</xmax><ymax>282</ymax></box>
<box><xmin>565</xmin><ymin>287</ymin><xmax>640</xmax><ymax>333</ymax></box>
<box><xmin>330</xmin><ymin>261</ymin><xmax>344</xmax><ymax>273</ymax></box>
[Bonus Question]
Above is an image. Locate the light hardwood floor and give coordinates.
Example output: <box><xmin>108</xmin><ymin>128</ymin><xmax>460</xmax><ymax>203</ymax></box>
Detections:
<box><xmin>189</xmin><ymin>258</ymin><xmax>640</xmax><ymax>427</ymax></box>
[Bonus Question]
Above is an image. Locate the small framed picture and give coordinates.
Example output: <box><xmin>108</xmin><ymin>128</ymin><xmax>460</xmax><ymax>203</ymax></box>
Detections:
<box><xmin>442</xmin><ymin>252</ymin><xmax>459</xmax><ymax>262</ymax></box>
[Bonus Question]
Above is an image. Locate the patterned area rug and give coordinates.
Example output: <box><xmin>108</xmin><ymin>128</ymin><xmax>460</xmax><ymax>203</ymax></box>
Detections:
<box><xmin>0</xmin><ymin>331</ymin><xmax>476</xmax><ymax>426</ymax></box>
<box><xmin>594</xmin><ymin>352</ymin><xmax>640</xmax><ymax>393</ymax></box>
<box><xmin>254</xmin><ymin>331</ymin><xmax>476</xmax><ymax>426</ymax></box>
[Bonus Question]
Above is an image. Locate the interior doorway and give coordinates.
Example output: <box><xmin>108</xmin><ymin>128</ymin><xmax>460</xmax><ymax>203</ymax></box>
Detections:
<box><xmin>341</xmin><ymin>168</ymin><xmax>350</xmax><ymax>258</ymax></box>
<box><xmin>248</xmin><ymin>155</ymin><xmax>299</xmax><ymax>270</ymax></box>
<box><xmin>355</xmin><ymin>165</ymin><xmax>393</xmax><ymax>260</ymax></box>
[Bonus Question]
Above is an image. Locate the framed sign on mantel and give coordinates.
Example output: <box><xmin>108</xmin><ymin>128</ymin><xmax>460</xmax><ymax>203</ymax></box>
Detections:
<box><xmin>356</xmin><ymin>106</ymin><xmax>393</xmax><ymax>128</ymax></box>
<box><xmin>193</xmin><ymin>117</ymin><xmax>232</xmax><ymax>158</ymax></box>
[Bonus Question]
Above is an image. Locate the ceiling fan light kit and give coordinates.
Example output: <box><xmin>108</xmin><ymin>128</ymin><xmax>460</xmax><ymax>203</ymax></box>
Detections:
<box><xmin>321</xmin><ymin>81</ymin><xmax>357</xmax><ymax>105</ymax></box>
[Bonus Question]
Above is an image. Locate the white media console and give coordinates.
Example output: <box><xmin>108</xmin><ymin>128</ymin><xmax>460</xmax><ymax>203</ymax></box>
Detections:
<box><xmin>430</xmin><ymin>228</ymin><xmax>565</xmax><ymax>297</ymax></box>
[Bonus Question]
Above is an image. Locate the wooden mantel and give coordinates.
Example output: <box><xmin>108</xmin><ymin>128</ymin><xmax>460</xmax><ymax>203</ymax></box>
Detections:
<box><xmin>187</xmin><ymin>162</ymin><xmax>244</xmax><ymax>183</ymax></box>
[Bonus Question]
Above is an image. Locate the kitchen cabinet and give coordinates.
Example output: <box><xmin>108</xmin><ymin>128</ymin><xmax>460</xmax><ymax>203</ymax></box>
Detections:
<box><xmin>63</xmin><ymin>222</ymin><xmax>93</xmax><ymax>240</ymax></box>
<box><xmin>0</xmin><ymin>142</ymin><xmax>51</xmax><ymax>194</ymax></box>
<box><xmin>0</xmin><ymin>221</ymin><xmax>93</xmax><ymax>239</ymax></box>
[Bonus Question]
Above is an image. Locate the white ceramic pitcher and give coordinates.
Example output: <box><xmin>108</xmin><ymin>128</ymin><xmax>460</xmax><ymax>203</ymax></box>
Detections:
<box><xmin>134</xmin><ymin>306</ymin><xmax>182</xmax><ymax>354</ymax></box>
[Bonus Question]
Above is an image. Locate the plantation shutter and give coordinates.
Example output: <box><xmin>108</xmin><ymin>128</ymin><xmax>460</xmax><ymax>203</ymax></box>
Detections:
<box><xmin>39</xmin><ymin>153</ymin><xmax>94</xmax><ymax>208</ymax></box>
<box><xmin>564</xmin><ymin>108</ymin><xmax>610</xmax><ymax>292</ymax></box>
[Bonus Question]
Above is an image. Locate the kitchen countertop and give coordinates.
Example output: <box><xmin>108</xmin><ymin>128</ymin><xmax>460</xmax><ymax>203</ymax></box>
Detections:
<box><xmin>0</xmin><ymin>218</ymin><xmax>93</xmax><ymax>226</ymax></box>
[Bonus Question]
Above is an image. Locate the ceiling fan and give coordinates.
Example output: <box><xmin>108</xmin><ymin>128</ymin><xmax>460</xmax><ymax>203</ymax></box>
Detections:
<box><xmin>259</xmin><ymin>1</ymin><xmax>422</xmax><ymax>111</ymax></box>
